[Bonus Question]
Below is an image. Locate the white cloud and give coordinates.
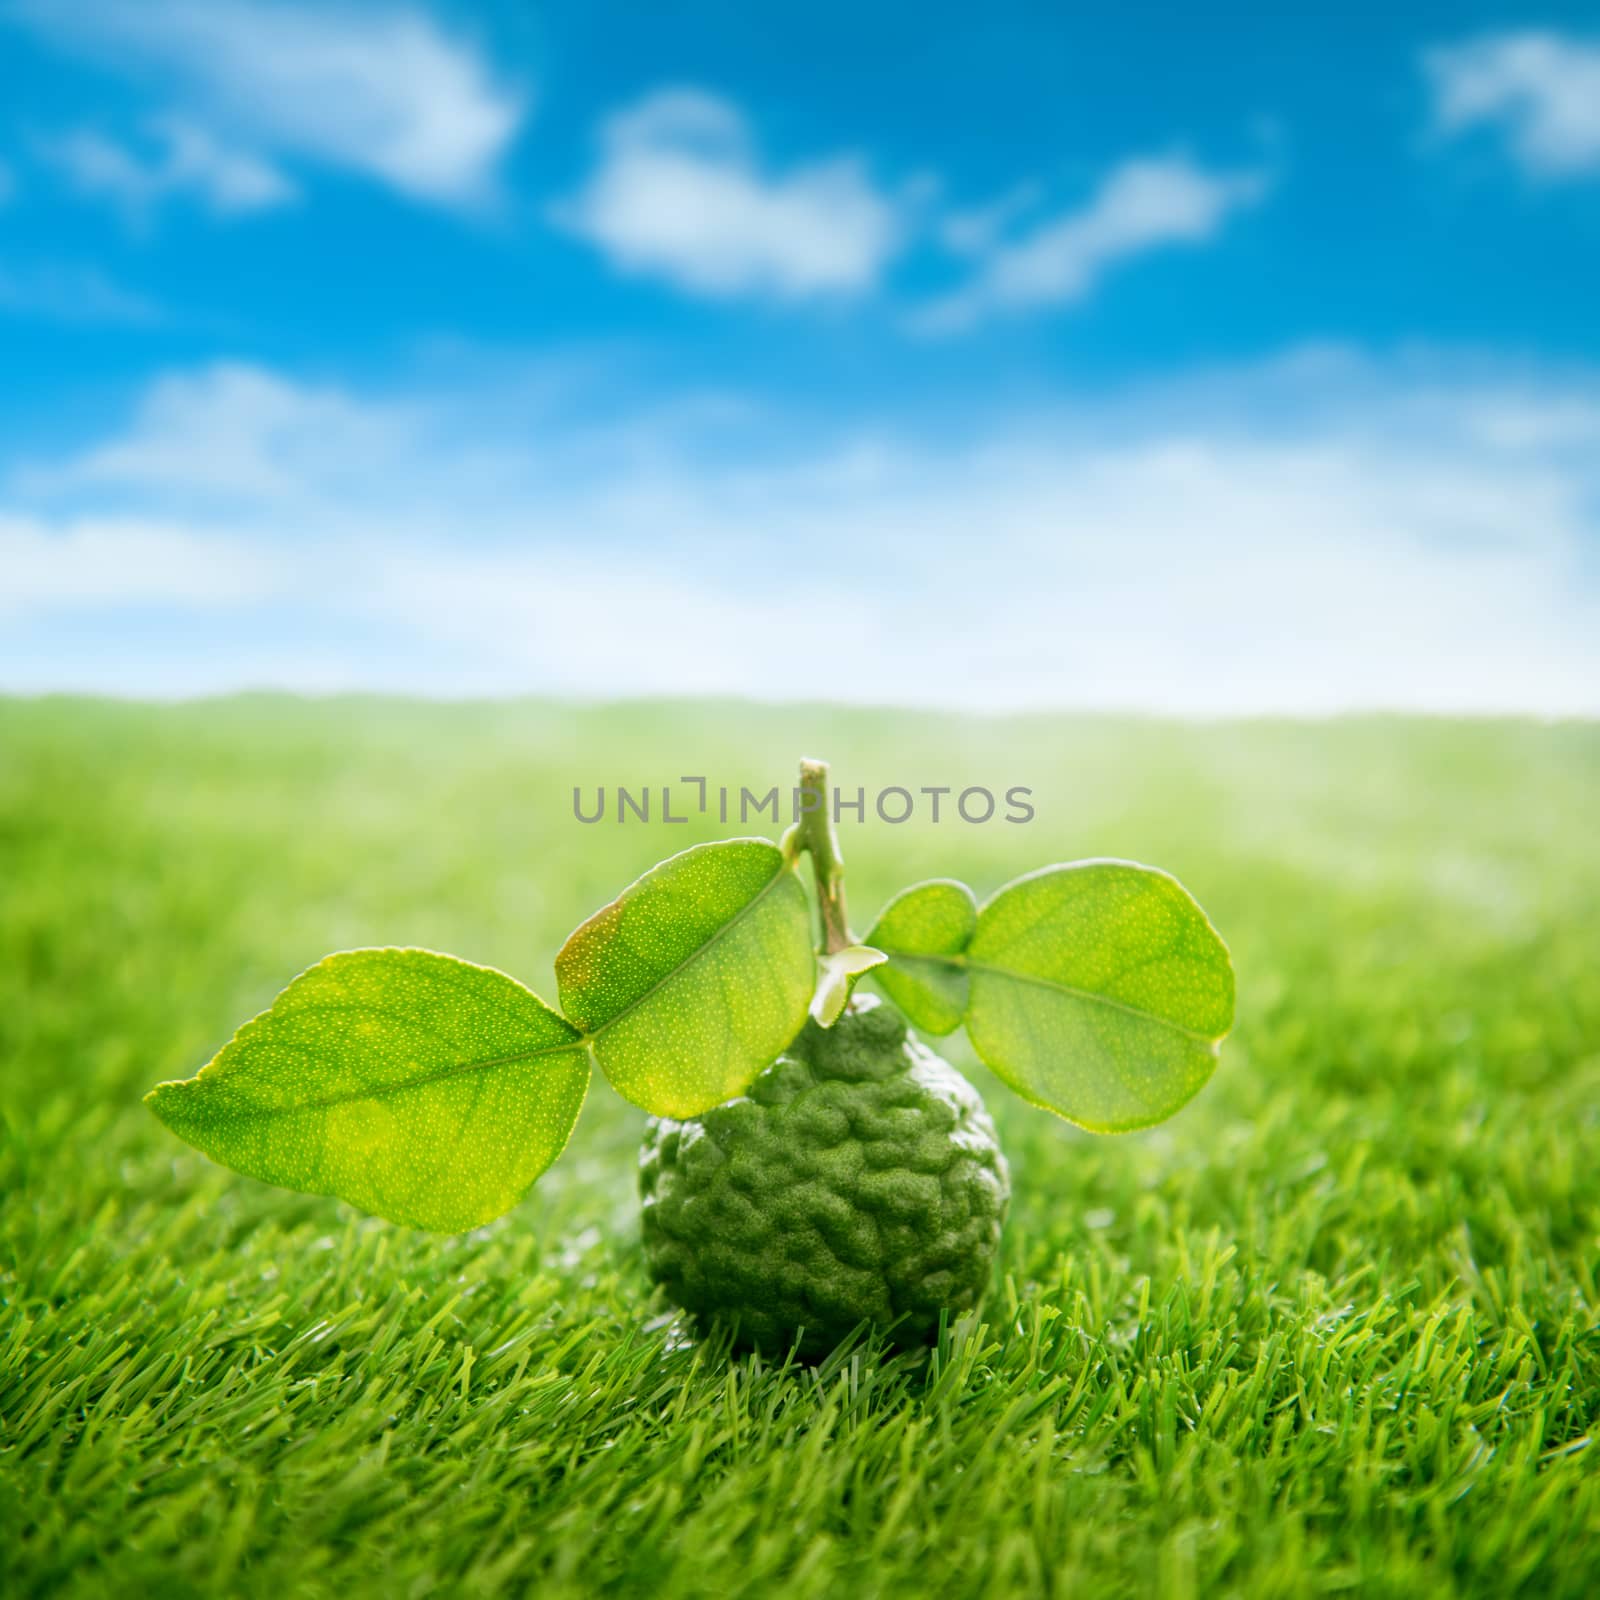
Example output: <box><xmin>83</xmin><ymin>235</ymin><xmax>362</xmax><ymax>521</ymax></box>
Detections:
<box><xmin>1426</xmin><ymin>30</ymin><xmax>1600</xmax><ymax>177</ymax></box>
<box><xmin>557</xmin><ymin>89</ymin><xmax>904</xmax><ymax>299</ymax></box>
<box><xmin>14</xmin><ymin>0</ymin><xmax>523</xmax><ymax>208</ymax></box>
<box><xmin>45</xmin><ymin>119</ymin><xmax>295</xmax><ymax>219</ymax></box>
<box><xmin>914</xmin><ymin>155</ymin><xmax>1267</xmax><ymax>333</ymax></box>
<box><xmin>36</xmin><ymin>363</ymin><xmax>418</xmax><ymax>505</ymax></box>
<box><xmin>6</xmin><ymin>349</ymin><xmax>1600</xmax><ymax>714</ymax></box>
<box><xmin>0</xmin><ymin>262</ymin><xmax>164</xmax><ymax>324</ymax></box>
<box><xmin>0</xmin><ymin>513</ymin><xmax>278</xmax><ymax>613</ymax></box>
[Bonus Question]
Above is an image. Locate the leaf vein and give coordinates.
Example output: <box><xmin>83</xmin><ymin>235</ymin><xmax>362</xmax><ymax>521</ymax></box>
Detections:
<box><xmin>168</xmin><ymin>1038</ymin><xmax>589</xmax><ymax>1122</ymax></box>
<box><xmin>584</xmin><ymin>861</ymin><xmax>795</xmax><ymax>1041</ymax></box>
<box><xmin>954</xmin><ymin>955</ymin><xmax>1222</xmax><ymax>1043</ymax></box>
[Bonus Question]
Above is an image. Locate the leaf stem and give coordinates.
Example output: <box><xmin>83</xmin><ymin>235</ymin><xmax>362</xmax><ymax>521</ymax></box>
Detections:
<box><xmin>795</xmin><ymin>757</ymin><xmax>855</xmax><ymax>956</ymax></box>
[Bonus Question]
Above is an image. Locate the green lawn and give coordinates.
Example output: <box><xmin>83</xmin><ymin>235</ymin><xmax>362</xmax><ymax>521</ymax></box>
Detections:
<box><xmin>2</xmin><ymin>698</ymin><xmax>1597</xmax><ymax>1599</ymax></box>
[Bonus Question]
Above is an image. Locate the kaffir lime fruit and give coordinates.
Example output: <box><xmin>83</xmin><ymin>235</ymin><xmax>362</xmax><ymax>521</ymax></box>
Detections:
<box><xmin>638</xmin><ymin>993</ymin><xmax>1010</xmax><ymax>1355</ymax></box>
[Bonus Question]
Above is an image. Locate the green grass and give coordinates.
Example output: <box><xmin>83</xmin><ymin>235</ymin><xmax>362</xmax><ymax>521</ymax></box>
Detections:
<box><xmin>2</xmin><ymin>697</ymin><xmax>1598</xmax><ymax>1599</ymax></box>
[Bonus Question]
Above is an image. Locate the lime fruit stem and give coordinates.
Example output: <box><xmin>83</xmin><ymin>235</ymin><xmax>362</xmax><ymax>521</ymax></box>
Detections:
<box><xmin>795</xmin><ymin>757</ymin><xmax>855</xmax><ymax>956</ymax></box>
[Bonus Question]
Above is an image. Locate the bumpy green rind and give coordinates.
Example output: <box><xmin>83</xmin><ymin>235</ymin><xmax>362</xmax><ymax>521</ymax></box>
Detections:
<box><xmin>638</xmin><ymin>995</ymin><xmax>1010</xmax><ymax>1356</ymax></box>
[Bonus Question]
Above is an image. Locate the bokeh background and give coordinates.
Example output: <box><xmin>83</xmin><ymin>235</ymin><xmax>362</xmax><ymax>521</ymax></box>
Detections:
<box><xmin>4</xmin><ymin>7</ymin><xmax>1600</xmax><ymax>1598</ymax></box>
<box><xmin>3</xmin><ymin>0</ymin><xmax>1599</xmax><ymax>713</ymax></box>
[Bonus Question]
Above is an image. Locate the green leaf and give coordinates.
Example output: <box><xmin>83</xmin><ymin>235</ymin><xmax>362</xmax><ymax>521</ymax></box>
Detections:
<box><xmin>556</xmin><ymin>839</ymin><xmax>815</xmax><ymax>1117</ymax></box>
<box><xmin>963</xmin><ymin>861</ymin><xmax>1234</xmax><ymax>1131</ymax></box>
<box><xmin>145</xmin><ymin>949</ymin><xmax>590</xmax><ymax>1232</ymax></box>
<box><xmin>865</xmin><ymin>878</ymin><xmax>978</xmax><ymax>1035</ymax></box>
<box><xmin>810</xmin><ymin>944</ymin><xmax>888</xmax><ymax>1027</ymax></box>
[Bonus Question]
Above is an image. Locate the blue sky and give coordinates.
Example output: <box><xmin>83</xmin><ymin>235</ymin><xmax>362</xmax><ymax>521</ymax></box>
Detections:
<box><xmin>3</xmin><ymin>0</ymin><xmax>1599</xmax><ymax>711</ymax></box>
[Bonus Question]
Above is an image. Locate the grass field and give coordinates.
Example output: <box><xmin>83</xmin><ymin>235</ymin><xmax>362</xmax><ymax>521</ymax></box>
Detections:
<box><xmin>2</xmin><ymin>698</ymin><xmax>1597</xmax><ymax>1599</ymax></box>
